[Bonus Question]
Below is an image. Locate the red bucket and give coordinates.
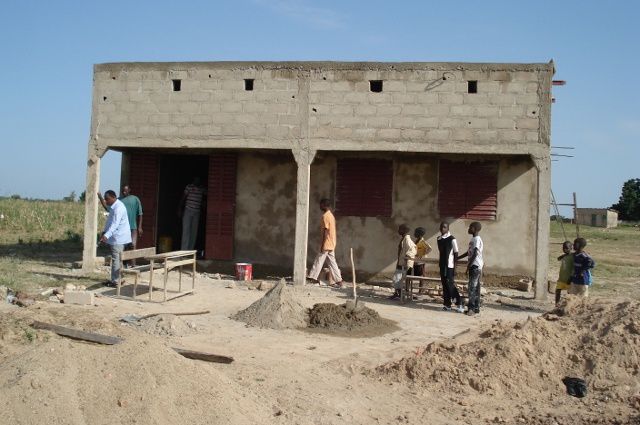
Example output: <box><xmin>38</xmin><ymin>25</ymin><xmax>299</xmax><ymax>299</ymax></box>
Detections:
<box><xmin>235</xmin><ymin>263</ymin><xmax>253</xmax><ymax>281</ymax></box>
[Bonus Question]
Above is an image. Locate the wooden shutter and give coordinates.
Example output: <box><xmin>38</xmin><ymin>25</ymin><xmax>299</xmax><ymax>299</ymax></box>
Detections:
<box><xmin>205</xmin><ymin>153</ymin><xmax>237</xmax><ymax>259</ymax></box>
<box><xmin>127</xmin><ymin>152</ymin><xmax>159</xmax><ymax>248</ymax></box>
<box><xmin>336</xmin><ymin>159</ymin><xmax>393</xmax><ymax>217</ymax></box>
<box><xmin>438</xmin><ymin>160</ymin><xmax>497</xmax><ymax>220</ymax></box>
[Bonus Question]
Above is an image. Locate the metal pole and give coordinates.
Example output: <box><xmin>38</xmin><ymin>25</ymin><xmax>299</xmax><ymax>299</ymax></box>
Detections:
<box><xmin>573</xmin><ymin>192</ymin><xmax>580</xmax><ymax>238</ymax></box>
<box><xmin>550</xmin><ymin>189</ymin><xmax>567</xmax><ymax>241</ymax></box>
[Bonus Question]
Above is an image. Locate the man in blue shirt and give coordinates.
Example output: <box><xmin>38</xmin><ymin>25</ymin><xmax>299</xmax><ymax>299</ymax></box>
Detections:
<box><xmin>100</xmin><ymin>190</ymin><xmax>132</xmax><ymax>287</ymax></box>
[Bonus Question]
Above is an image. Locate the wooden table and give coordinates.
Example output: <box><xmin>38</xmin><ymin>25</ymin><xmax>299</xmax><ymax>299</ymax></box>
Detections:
<box><xmin>146</xmin><ymin>250</ymin><xmax>197</xmax><ymax>302</ymax></box>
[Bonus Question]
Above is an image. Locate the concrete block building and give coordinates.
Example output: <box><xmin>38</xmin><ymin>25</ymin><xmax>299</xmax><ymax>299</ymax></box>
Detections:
<box><xmin>82</xmin><ymin>61</ymin><xmax>553</xmax><ymax>298</ymax></box>
<box><xmin>576</xmin><ymin>208</ymin><xmax>618</xmax><ymax>228</ymax></box>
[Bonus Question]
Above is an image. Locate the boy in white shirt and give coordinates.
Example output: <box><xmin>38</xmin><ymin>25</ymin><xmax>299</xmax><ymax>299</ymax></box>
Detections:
<box><xmin>458</xmin><ymin>222</ymin><xmax>483</xmax><ymax>316</ymax></box>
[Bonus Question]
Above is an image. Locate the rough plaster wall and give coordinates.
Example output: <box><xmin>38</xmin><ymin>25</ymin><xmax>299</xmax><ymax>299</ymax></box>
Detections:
<box><xmin>234</xmin><ymin>152</ymin><xmax>296</xmax><ymax>265</ymax></box>
<box><xmin>308</xmin><ymin>154</ymin><xmax>536</xmax><ymax>277</ymax></box>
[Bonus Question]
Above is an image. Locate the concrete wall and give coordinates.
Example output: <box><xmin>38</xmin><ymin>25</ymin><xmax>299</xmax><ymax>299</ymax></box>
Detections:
<box><xmin>234</xmin><ymin>151</ymin><xmax>297</xmax><ymax>265</ymax></box>
<box><xmin>91</xmin><ymin>61</ymin><xmax>552</xmax><ymax>153</ymax></box>
<box><xmin>307</xmin><ymin>153</ymin><xmax>536</xmax><ymax>278</ymax></box>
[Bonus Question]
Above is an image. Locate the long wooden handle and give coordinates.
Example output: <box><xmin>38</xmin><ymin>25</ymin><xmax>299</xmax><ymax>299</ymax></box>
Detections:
<box><xmin>350</xmin><ymin>248</ymin><xmax>357</xmax><ymax>301</ymax></box>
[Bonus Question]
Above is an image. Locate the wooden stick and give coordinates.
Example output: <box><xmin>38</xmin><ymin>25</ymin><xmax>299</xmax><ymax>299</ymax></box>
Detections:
<box><xmin>172</xmin><ymin>348</ymin><xmax>234</xmax><ymax>364</ymax></box>
<box><xmin>350</xmin><ymin>247</ymin><xmax>357</xmax><ymax>302</ymax></box>
<box><xmin>32</xmin><ymin>321</ymin><xmax>123</xmax><ymax>345</ymax></box>
<box><xmin>138</xmin><ymin>310</ymin><xmax>210</xmax><ymax>321</ymax></box>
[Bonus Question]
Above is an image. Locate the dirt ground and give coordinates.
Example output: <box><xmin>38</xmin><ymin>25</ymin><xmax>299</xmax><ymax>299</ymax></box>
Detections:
<box><xmin>2</xmin><ymin>266</ymin><xmax>638</xmax><ymax>425</ymax></box>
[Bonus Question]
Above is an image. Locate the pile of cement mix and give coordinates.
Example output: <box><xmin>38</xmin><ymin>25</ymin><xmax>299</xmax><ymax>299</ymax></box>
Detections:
<box><xmin>0</xmin><ymin>336</ymin><xmax>269</xmax><ymax>425</ymax></box>
<box><xmin>307</xmin><ymin>302</ymin><xmax>398</xmax><ymax>337</ymax></box>
<box><xmin>135</xmin><ymin>314</ymin><xmax>198</xmax><ymax>337</ymax></box>
<box><xmin>232</xmin><ymin>282</ymin><xmax>307</xmax><ymax>329</ymax></box>
<box><xmin>376</xmin><ymin>296</ymin><xmax>640</xmax><ymax>424</ymax></box>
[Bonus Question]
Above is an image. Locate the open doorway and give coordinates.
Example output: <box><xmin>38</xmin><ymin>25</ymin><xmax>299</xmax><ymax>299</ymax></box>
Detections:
<box><xmin>157</xmin><ymin>154</ymin><xmax>209</xmax><ymax>253</ymax></box>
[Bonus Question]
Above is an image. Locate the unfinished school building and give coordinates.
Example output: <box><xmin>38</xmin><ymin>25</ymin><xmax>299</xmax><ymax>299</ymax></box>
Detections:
<box><xmin>82</xmin><ymin>61</ymin><xmax>553</xmax><ymax>299</ymax></box>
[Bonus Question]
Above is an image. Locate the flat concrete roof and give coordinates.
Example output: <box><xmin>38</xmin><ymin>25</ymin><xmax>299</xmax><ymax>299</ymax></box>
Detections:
<box><xmin>95</xmin><ymin>60</ymin><xmax>555</xmax><ymax>73</ymax></box>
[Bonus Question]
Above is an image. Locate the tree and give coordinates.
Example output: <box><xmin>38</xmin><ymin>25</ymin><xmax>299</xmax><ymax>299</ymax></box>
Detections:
<box><xmin>611</xmin><ymin>178</ymin><xmax>640</xmax><ymax>220</ymax></box>
<box><xmin>63</xmin><ymin>191</ymin><xmax>76</xmax><ymax>202</ymax></box>
<box><xmin>79</xmin><ymin>191</ymin><xmax>86</xmax><ymax>203</ymax></box>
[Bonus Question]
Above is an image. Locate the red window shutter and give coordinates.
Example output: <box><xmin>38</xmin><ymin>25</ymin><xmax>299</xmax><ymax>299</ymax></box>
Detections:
<box><xmin>438</xmin><ymin>160</ymin><xmax>497</xmax><ymax>220</ymax></box>
<box><xmin>127</xmin><ymin>152</ymin><xmax>159</xmax><ymax>248</ymax></box>
<box><xmin>205</xmin><ymin>154</ymin><xmax>237</xmax><ymax>260</ymax></box>
<box><xmin>336</xmin><ymin>159</ymin><xmax>393</xmax><ymax>217</ymax></box>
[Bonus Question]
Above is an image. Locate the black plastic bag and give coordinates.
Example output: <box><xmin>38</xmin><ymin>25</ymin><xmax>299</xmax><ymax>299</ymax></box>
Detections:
<box><xmin>562</xmin><ymin>377</ymin><xmax>588</xmax><ymax>398</ymax></box>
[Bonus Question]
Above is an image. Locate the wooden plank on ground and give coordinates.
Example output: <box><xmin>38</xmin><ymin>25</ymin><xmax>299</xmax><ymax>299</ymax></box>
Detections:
<box><xmin>31</xmin><ymin>321</ymin><xmax>123</xmax><ymax>345</ymax></box>
<box><xmin>172</xmin><ymin>347</ymin><xmax>234</xmax><ymax>364</ymax></box>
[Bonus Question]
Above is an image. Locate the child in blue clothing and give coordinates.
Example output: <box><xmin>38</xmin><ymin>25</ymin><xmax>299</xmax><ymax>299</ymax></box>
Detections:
<box><xmin>569</xmin><ymin>237</ymin><xmax>595</xmax><ymax>297</ymax></box>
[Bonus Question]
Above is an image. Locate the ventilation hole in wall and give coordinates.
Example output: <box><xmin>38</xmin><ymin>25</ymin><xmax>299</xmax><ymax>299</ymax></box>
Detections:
<box><xmin>172</xmin><ymin>79</ymin><xmax>181</xmax><ymax>91</ymax></box>
<box><xmin>208</xmin><ymin>74</ymin><xmax>212</xmax><ymax>78</ymax></box>
<box><xmin>531</xmin><ymin>110</ymin><xmax>537</xmax><ymax>115</ymax></box>
<box><xmin>103</xmin><ymin>96</ymin><xmax>107</xmax><ymax>101</ymax></box>
<box><xmin>323</xmin><ymin>76</ymin><xmax>327</xmax><ymax>80</ymax></box>
<box><xmin>468</xmin><ymin>80</ymin><xmax>478</xmax><ymax>94</ymax></box>
<box><xmin>370</xmin><ymin>80</ymin><xmax>383</xmax><ymax>92</ymax></box>
<box><xmin>442</xmin><ymin>75</ymin><xmax>447</xmax><ymax>80</ymax></box>
<box><xmin>291</xmin><ymin>95</ymin><xmax>295</xmax><ymax>99</ymax></box>
<box><xmin>312</xmin><ymin>108</ymin><xmax>317</xmax><ymax>112</ymax></box>
<box><xmin>244</xmin><ymin>79</ymin><xmax>254</xmax><ymax>91</ymax></box>
<box><xmin>468</xmin><ymin>121</ymin><xmax>472</xmax><ymax>125</ymax></box>
<box><xmin>112</xmin><ymin>77</ymin><xmax>116</xmax><ymax>80</ymax></box>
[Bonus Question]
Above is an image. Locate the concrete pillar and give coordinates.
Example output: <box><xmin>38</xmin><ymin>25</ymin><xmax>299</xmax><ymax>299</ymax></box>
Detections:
<box><xmin>533</xmin><ymin>154</ymin><xmax>551</xmax><ymax>300</ymax></box>
<box><xmin>292</xmin><ymin>148</ymin><xmax>316</xmax><ymax>286</ymax></box>
<box><xmin>81</xmin><ymin>145</ymin><xmax>106</xmax><ymax>272</ymax></box>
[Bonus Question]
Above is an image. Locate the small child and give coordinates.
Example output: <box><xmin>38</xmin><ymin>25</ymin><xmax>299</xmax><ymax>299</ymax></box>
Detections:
<box><xmin>436</xmin><ymin>222</ymin><xmax>464</xmax><ymax>312</ymax></box>
<box><xmin>555</xmin><ymin>241</ymin><xmax>573</xmax><ymax>304</ymax></box>
<box><xmin>569</xmin><ymin>237</ymin><xmax>595</xmax><ymax>297</ymax></box>
<box><xmin>413</xmin><ymin>227</ymin><xmax>432</xmax><ymax>294</ymax></box>
<box><xmin>458</xmin><ymin>222</ymin><xmax>483</xmax><ymax>316</ymax></box>
<box><xmin>390</xmin><ymin>224</ymin><xmax>417</xmax><ymax>300</ymax></box>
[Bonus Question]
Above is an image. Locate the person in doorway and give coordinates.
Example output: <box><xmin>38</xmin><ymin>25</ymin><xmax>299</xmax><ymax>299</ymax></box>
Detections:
<box><xmin>390</xmin><ymin>224</ymin><xmax>416</xmax><ymax>300</ymax></box>
<box><xmin>99</xmin><ymin>185</ymin><xmax>143</xmax><ymax>265</ymax></box>
<box><xmin>458</xmin><ymin>222</ymin><xmax>484</xmax><ymax>316</ymax></box>
<box><xmin>555</xmin><ymin>241</ymin><xmax>574</xmax><ymax>305</ymax></box>
<box><xmin>569</xmin><ymin>238</ymin><xmax>595</xmax><ymax>297</ymax></box>
<box><xmin>178</xmin><ymin>177</ymin><xmax>207</xmax><ymax>251</ymax></box>
<box><xmin>308</xmin><ymin>198</ymin><xmax>343</xmax><ymax>287</ymax></box>
<box><xmin>413</xmin><ymin>227</ymin><xmax>432</xmax><ymax>294</ymax></box>
<box><xmin>99</xmin><ymin>190</ymin><xmax>132</xmax><ymax>287</ymax></box>
<box><xmin>437</xmin><ymin>222</ymin><xmax>464</xmax><ymax>312</ymax></box>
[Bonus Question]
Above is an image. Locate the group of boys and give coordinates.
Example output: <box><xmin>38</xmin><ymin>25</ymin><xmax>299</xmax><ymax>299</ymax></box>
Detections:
<box><xmin>555</xmin><ymin>237</ymin><xmax>595</xmax><ymax>304</ymax></box>
<box><xmin>391</xmin><ymin>221</ymin><xmax>484</xmax><ymax>316</ymax></box>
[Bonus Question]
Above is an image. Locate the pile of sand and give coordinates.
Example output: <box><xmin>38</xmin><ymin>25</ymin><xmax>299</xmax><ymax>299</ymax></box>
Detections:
<box><xmin>232</xmin><ymin>282</ymin><xmax>307</xmax><ymax>330</ymax></box>
<box><xmin>0</xmin><ymin>335</ymin><xmax>270</xmax><ymax>425</ymax></box>
<box><xmin>307</xmin><ymin>301</ymin><xmax>398</xmax><ymax>337</ymax></box>
<box><xmin>134</xmin><ymin>314</ymin><xmax>198</xmax><ymax>337</ymax></box>
<box><xmin>376</xmin><ymin>296</ymin><xmax>640</xmax><ymax>424</ymax></box>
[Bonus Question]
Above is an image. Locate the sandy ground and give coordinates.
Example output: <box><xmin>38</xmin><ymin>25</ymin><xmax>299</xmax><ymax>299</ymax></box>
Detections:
<box><xmin>1</xmin><ymin>269</ymin><xmax>558</xmax><ymax>425</ymax></box>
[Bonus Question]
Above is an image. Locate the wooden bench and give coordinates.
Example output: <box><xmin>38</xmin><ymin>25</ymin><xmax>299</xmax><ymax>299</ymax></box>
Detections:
<box><xmin>118</xmin><ymin>247</ymin><xmax>160</xmax><ymax>299</ymax></box>
<box><xmin>401</xmin><ymin>275</ymin><xmax>468</xmax><ymax>304</ymax></box>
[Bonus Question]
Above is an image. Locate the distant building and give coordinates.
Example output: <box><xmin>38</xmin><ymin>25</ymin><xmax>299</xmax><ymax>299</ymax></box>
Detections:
<box><xmin>576</xmin><ymin>208</ymin><xmax>618</xmax><ymax>228</ymax></box>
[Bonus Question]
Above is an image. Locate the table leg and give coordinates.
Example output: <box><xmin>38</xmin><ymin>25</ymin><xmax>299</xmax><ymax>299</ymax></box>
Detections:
<box><xmin>164</xmin><ymin>261</ymin><xmax>168</xmax><ymax>302</ymax></box>
<box><xmin>179</xmin><ymin>265</ymin><xmax>182</xmax><ymax>293</ymax></box>
<box><xmin>133</xmin><ymin>273</ymin><xmax>138</xmax><ymax>300</ymax></box>
<box><xmin>149</xmin><ymin>260</ymin><xmax>154</xmax><ymax>301</ymax></box>
<box><xmin>192</xmin><ymin>253</ymin><xmax>196</xmax><ymax>290</ymax></box>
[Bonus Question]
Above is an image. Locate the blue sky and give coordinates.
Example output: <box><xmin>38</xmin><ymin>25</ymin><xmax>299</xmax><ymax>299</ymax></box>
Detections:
<box><xmin>0</xmin><ymin>0</ymin><xmax>638</xmax><ymax>213</ymax></box>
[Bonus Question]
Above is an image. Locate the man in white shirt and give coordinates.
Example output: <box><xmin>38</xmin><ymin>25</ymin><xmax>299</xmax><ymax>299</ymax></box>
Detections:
<box><xmin>100</xmin><ymin>190</ymin><xmax>132</xmax><ymax>287</ymax></box>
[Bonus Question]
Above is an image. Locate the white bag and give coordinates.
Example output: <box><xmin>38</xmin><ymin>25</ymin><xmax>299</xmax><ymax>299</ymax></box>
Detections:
<box><xmin>392</xmin><ymin>268</ymin><xmax>406</xmax><ymax>290</ymax></box>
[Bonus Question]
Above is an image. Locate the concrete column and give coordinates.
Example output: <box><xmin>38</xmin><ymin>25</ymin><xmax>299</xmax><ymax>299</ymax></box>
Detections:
<box><xmin>533</xmin><ymin>154</ymin><xmax>551</xmax><ymax>300</ymax></box>
<box><xmin>81</xmin><ymin>145</ymin><xmax>106</xmax><ymax>272</ymax></box>
<box><xmin>292</xmin><ymin>148</ymin><xmax>317</xmax><ymax>286</ymax></box>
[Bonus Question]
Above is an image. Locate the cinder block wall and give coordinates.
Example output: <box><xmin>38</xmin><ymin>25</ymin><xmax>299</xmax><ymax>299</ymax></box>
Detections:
<box><xmin>92</xmin><ymin>62</ymin><xmax>552</xmax><ymax>149</ymax></box>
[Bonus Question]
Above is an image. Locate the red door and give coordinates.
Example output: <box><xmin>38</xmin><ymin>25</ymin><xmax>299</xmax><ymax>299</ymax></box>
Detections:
<box><xmin>205</xmin><ymin>154</ymin><xmax>237</xmax><ymax>259</ymax></box>
<box><xmin>127</xmin><ymin>152</ymin><xmax>159</xmax><ymax>249</ymax></box>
